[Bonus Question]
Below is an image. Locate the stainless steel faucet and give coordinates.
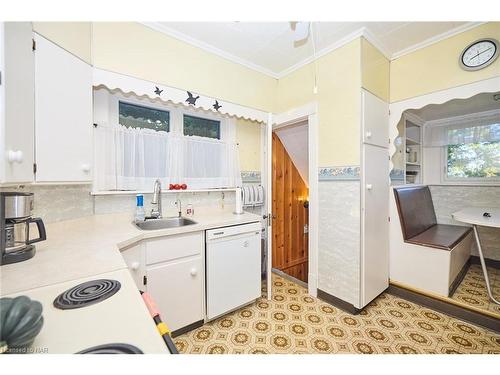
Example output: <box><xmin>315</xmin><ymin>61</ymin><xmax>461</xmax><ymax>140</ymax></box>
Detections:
<box><xmin>150</xmin><ymin>179</ymin><xmax>162</xmax><ymax>219</ymax></box>
<box><xmin>175</xmin><ymin>197</ymin><xmax>182</xmax><ymax>218</ymax></box>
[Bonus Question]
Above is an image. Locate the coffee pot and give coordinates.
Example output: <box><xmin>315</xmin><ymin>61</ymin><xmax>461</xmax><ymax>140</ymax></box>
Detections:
<box><xmin>1</xmin><ymin>192</ymin><xmax>46</xmax><ymax>265</ymax></box>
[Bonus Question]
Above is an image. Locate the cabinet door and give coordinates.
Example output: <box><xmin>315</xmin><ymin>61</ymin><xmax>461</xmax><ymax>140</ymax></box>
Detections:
<box><xmin>34</xmin><ymin>34</ymin><xmax>92</xmax><ymax>182</ymax></box>
<box><xmin>361</xmin><ymin>89</ymin><xmax>388</xmax><ymax>148</ymax></box>
<box><xmin>1</xmin><ymin>22</ymin><xmax>35</xmax><ymax>183</ymax></box>
<box><xmin>146</xmin><ymin>256</ymin><xmax>204</xmax><ymax>332</ymax></box>
<box><xmin>361</xmin><ymin>144</ymin><xmax>389</xmax><ymax>307</ymax></box>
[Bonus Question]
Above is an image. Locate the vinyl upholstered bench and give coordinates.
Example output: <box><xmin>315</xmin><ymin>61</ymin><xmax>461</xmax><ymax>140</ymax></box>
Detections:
<box><xmin>391</xmin><ymin>186</ymin><xmax>473</xmax><ymax>297</ymax></box>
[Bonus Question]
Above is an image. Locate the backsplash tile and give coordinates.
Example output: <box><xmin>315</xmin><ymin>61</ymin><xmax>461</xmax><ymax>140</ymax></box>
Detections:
<box><xmin>319</xmin><ymin>166</ymin><xmax>360</xmax><ymax>181</ymax></box>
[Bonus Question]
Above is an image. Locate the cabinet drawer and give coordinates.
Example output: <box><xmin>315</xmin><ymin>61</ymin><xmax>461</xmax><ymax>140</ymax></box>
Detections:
<box><xmin>146</xmin><ymin>231</ymin><xmax>203</xmax><ymax>265</ymax></box>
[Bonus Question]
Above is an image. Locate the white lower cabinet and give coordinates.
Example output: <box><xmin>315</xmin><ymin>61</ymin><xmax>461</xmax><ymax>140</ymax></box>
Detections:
<box><xmin>121</xmin><ymin>231</ymin><xmax>205</xmax><ymax>333</ymax></box>
<box><xmin>146</xmin><ymin>256</ymin><xmax>204</xmax><ymax>332</ymax></box>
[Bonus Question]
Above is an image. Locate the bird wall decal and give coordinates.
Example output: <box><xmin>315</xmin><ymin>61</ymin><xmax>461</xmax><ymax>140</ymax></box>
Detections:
<box><xmin>186</xmin><ymin>91</ymin><xmax>200</xmax><ymax>105</ymax></box>
<box><xmin>213</xmin><ymin>100</ymin><xmax>222</xmax><ymax>111</ymax></box>
<box><xmin>154</xmin><ymin>86</ymin><xmax>163</xmax><ymax>96</ymax></box>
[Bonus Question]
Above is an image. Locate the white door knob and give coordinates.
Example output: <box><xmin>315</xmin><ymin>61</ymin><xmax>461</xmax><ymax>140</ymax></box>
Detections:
<box><xmin>190</xmin><ymin>268</ymin><xmax>198</xmax><ymax>276</ymax></box>
<box><xmin>366</xmin><ymin>131</ymin><xmax>372</xmax><ymax>139</ymax></box>
<box><xmin>366</xmin><ymin>184</ymin><xmax>373</xmax><ymax>190</ymax></box>
<box><xmin>81</xmin><ymin>163</ymin><xmax>91</xmax><ymax>173</ymax></box>
<box><xmin>130</xmin><ymin>261</ymin><xmax>140</xmax><ymax>271</ymax></box>
<box><xmin>7</xmin><ymin>150</ymin><xmax>23</xmax><ymax>163</ymax></box>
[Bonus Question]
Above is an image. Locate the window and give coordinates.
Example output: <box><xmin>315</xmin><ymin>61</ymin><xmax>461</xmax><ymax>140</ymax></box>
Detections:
<box><xmin>183</xmin><ymin>114</ymin><xmax>221</xmax><ymax>139</ymax></box>
<box><xmin>119</xmin><ymin>101</ymin><xmax>170</xmax><ymax>132</ymax></box>
<box><xmin>446</xmin><ymin>141</ymin><xmax>500</xmax><ymax>180</ymax></box>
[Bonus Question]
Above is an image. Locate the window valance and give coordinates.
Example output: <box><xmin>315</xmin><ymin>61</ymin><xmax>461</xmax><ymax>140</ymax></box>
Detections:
<box><xmin>92</xmin><ymin>68</ymin><xmax>269</xmax><ymax>123</ymax></box>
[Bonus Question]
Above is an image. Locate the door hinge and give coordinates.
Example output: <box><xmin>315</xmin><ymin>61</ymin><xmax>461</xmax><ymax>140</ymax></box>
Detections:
<box><xmin>143</xmin><ymin>275</ymin><xmax>147</xmax><ymax>286</ymax></box>
<box><xmin>33</xmin><ymin>163</ymin><xmax>37</xmax><ymax>174</ymax></box>
<box><xmin>32</xmin><ymin>38</ymin><xmax>36</xmax><ymax>51</ymax></box>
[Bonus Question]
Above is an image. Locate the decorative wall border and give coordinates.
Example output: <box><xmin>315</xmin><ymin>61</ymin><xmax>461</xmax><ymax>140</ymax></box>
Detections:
<box><xmin>318</xmin><ymin>166</ymin><xmax>360</xmax><ymax>181</ymax></box>
<box><xmin>241</xmin><ymin>171</ymin><xmax>261</xmax><ymax>183</ymax></box>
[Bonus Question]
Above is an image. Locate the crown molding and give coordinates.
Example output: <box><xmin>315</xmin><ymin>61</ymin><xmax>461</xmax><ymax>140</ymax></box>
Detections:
<box><xmin>424</xmin><ymin>108</ymin><xmax>500</xmax><ymax>128</ymax></box>
<box><xmin>141</xmin><ymin>22</ymin><xmax>487</xmax><ymax>80</ymax></box>
<box><xmin>141</xmin><ymin>22</ymin><xmax>281</xmax><ymax>79</ymax></box>
<box><xmin>391</xmin><ymin>22</ymin><xmax>485</xmax><ymax>60</ymax></box>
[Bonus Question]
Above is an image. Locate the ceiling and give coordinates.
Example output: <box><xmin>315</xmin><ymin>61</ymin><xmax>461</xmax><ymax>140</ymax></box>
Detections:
<box><xmin>145</xmin><ymin>21</ymin><xmax>476</xmax><ymax>77</ymax></box>
<box><xmin>408</xmin><ymin>92</ymin><xmax>500</xmax><ymax>122</ymax></box>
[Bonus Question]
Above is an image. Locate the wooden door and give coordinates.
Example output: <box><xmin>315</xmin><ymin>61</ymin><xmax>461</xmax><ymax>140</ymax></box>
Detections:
<box><xmin>272</xmin><ymin>132</ymin><xmax>309</xmax><ymax>282</ymax></box>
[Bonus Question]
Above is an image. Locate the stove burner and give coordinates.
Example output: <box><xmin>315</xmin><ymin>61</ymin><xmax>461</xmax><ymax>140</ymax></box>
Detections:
<box><xmin>53</xmin><ymin>279</ymin><xmax>121</xmax><ymax>310</ymax></box>
<box><xmin>77</xmin><ymin>343</ymin><xmax>143</xmax><ymax>354</ymax></box>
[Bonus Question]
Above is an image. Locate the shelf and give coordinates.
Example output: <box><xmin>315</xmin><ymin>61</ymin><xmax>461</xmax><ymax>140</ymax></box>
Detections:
<box><xmin>406</xmin><ymin>162</ymin><xmax>421</xmax><ymax>166</ymax></box>
<box><xmin>406</xmin><ymin>137</ymin><xmax>421</xmax><ymax>146</ymax></box>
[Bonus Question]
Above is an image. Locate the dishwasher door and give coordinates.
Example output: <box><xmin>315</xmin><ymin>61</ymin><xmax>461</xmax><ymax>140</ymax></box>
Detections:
<box><xmin>206</xmin><ymin>223</ymin><xmax>262</xmax><ymax>320</ymax></box>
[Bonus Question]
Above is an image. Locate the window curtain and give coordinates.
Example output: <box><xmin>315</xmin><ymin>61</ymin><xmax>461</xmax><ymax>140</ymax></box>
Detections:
<box><xmin>424</xmin><ymin>117</ymin><xmax>500</xmax><ymax>147</ymax></box>
<box><xmin>94</xmin><ymin>123</ymin><xmax>242</xmax><ymax>191</ymax></box>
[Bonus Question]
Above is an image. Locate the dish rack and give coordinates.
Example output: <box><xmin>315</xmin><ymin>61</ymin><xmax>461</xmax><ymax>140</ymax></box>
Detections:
<box><xmin>241</xmin><ymin>185</ymin><xmax>265</xmax><ymax>208</ymax></box>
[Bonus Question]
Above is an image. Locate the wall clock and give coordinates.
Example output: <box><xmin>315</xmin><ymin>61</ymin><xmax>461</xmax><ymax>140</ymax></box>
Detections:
<box><xmin>459</xmin><ymin>38</ymin><xmax>499</xmax><ymax>71</ymax></box>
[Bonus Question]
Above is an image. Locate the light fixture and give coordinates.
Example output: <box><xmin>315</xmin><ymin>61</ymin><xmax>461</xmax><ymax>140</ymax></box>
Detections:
<box><xmin>293</xmin><ymin>22</ymin><xmax>310</xmax><ymax>42</ymax></box>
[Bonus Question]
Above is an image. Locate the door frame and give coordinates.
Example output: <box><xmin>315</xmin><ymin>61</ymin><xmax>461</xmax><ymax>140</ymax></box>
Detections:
<box><xmin>267</xmin><ymin>102</ymin><xmax>319</xmax><ymax>297</ymax></box>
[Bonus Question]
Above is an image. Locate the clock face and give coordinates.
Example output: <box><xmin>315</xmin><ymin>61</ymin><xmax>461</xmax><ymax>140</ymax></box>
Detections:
<box><xmin>460</xmin><ymin>39</ymin><xmax>499</xmax><ymax>71</ymax></box>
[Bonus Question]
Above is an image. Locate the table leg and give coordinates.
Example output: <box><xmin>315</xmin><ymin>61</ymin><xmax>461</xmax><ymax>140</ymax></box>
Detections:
<box><xmin>473</xmin><ymin>225</ymin><xmax>500</xmax><ymax>305</ymax></box>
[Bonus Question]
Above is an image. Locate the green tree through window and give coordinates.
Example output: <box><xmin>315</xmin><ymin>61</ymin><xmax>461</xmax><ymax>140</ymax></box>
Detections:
<box><xmin>447</xmin><ymin>141</ymin><xmax>500</xmax><ymax>179</ymax></box>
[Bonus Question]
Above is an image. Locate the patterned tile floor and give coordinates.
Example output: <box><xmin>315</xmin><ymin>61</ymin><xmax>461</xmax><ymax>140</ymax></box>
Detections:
<box><xmin>451</xmin><ymin>264</ymin><xmax>500</xmax><ymax>316</ymax></box>
<box><xmin>175</xmin><ymin>274</ymin><xmax>500</xmax><ymax>354</ymax></box>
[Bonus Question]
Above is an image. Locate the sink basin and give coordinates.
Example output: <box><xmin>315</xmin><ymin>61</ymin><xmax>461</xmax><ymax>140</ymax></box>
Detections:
<box><xmin>134</xmin><ymin>217</ymin><xmax>197</xmax><ymax>230</ymax></box>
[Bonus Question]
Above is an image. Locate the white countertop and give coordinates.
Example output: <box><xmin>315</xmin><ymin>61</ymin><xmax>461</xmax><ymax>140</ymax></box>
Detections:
<box><xmin>0</xmin><ymin>209</ymin><xmax>262</xmax><ymax>354</ymax></box>
<box><xmin>3</xmin><ymin>269</ymin><xmax>169</xmax><ymax>354</ymax></box>
<box><xmin>1</xmin><ymin>209</ymin><xmax>262</xmax><ymax>295</ymax></box>
<box><xmin>452</xmin><ymin>207</ymin><xmax>500</xmax><ymax>228</ymax></box>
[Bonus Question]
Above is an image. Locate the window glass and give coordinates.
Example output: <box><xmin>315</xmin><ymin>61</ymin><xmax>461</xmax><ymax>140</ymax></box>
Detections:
<box><xmin>447</xmin><ymin>141</ymin><xmax>500</xmax><ymax>179</ymax></box>
<box><xmin>183</xmin><ymin>114</ymin><xmax>221</xmax><ymax>139</ymax></box>
<box><xmin>119</xmin><ymin>101</ymin><xmax>169</xmax><ymax>132</ymax></box>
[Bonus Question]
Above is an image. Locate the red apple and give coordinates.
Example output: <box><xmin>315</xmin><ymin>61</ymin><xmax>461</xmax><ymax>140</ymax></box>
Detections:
<box><xmin>169</xmin><ymin>184</ymin><xmax>175</xmax><ymax>190</ymax></box>
<box><xmin>174</xmin><ymin>184</ymin><xmax>181</xmax><ymax>190</ymax></box>
<box><xmin>181</xmin><ymin>184</ymin><xmax>187</xmax><ymax>190</ymax></box>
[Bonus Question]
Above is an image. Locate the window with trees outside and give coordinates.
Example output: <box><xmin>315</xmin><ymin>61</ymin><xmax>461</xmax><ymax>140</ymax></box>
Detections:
<box><xmin>445</xmin><ymin>123</ymin><xmax>499</xmax><ymax>181</ymax></box>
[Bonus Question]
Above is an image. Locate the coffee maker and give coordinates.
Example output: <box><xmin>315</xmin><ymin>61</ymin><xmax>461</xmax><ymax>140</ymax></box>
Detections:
<box><xmin>1</xmin><ymin>192</ymin><xmax>46</xmax><ymax>265</ymax></box>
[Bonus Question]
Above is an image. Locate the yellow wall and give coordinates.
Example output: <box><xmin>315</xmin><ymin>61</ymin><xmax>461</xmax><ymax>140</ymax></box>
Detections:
<box><xmin>92</xmin><ymin>22</ymin><xmax>277</xmax><ymax>113</ymax></box>
<box><xmin>277</xmin><ymin>39</ymin><xmax>362</xmax><ymax>166</ymax></box>
<box><xmin>361</xmin><ymin>38</ymin><xmax>390</xmax><ymax>101</ymax></box>
<box><xmin>32</xmin><ymin>22</ymin><xmax>92</xmax><ymax>64</ymax></box>
<box><xmin>236</xmin><ymin>119</ymin><xmax>262</xmax><ymax>171</ymax></box>
<box><xmin>390</xmin><ymin>22</ymin><xmax>500</xmax><ymax>102</ymax></box>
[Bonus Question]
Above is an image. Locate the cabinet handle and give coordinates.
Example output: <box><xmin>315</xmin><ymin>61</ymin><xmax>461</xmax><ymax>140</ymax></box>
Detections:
<box><xmin>81</xmin><ymin>163</ymin><xmax>91</xmax><ymax>173</ymax></box>
<box><xmin>7</xmin><ymin>150</ymin><xmax>23</xmax><ymax>163</ymax></box>
<box><xmin>243</xmin><ymin>240</ymin><xmax>249</xmax><ymax>247</ymax></box>
<box><xmin>365</xmin><ymin>131</ymin><xmax>372</xmax><ymax>139</ymax></box>
<box><xmin>366</xmin><ymin>184</ymin><xmax>373</xmax><ymax>190</ymax></box>
<box><xmin>190</xmin><ymin>268</ymin><xmax>198</xmax><ymax>276</ymax></box>
<box><xmin>130</xmin><ymin>261</ymin><xmax>140</xmax><ymax>271</ymax></box>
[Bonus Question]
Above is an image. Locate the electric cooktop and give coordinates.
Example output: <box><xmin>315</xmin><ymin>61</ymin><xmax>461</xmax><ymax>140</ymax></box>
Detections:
<box><xmin>53</xmin><ymin>279</ymin><xmax>121</xmax><ymax>310</ymax></box>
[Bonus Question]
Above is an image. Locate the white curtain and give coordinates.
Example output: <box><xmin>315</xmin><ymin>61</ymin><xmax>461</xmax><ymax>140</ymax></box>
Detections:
<box><xmin>94</xmin><ymin>123</ymin><xmax>242</xmax><ymax>191</ymax></box>
<box><xmin>424</xmin><ymin>116</ymin><xmax>500</xmax><ymax>147</ymax></box>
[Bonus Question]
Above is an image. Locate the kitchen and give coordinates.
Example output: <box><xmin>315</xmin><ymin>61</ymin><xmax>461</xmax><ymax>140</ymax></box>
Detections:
<box><xmin>1</xmin><ymin>1</ymin><xmax>500</xmax><ymax>371</ymax></box>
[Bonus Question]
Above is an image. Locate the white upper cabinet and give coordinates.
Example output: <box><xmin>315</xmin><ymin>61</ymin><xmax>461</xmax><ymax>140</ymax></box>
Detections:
<box><xmin>361</xmin><ymin>89</ymin><xmax>389</xmax><ymax>148</ymax></box>
<box><xmin>34</xmin><ymin>34</ymin><xmax>92</xmax><ymax>182</ymax></box>
<box><xmin>0</xmin><ymin>22</ymin><xmax>35</xmax><ymax>184</ymax></box>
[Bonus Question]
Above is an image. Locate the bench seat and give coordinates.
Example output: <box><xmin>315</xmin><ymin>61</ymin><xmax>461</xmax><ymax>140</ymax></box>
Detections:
<box><xmin>406</xmin><ymin>224</ymin><xmax>472</xmax><ymax>251</ymax></box>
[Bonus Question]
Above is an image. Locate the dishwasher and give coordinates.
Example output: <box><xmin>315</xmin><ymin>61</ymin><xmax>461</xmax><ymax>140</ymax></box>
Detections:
<box><xmin>206</xmin><ymin>222</ymin><xmax>262</xmax><ymax>320</ymax></box>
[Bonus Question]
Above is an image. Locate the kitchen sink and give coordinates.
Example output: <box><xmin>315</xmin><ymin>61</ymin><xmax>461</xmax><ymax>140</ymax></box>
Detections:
<box><xmin>134</xmin><ymin>217</ymin><xmax>197</xmax><ymax>230</ymax></box>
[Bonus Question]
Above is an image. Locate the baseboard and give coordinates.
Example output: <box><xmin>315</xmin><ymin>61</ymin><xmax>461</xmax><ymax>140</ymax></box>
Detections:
<box><xmin>272</xmin><ymin>268</ymin><xmax>308</xmax><ymax>289</ymax></box>
<box><xmin>449</xmin><ymin>259</ymin><xmax>471</xmax><ymax>297</ymax></box>
<box><xmin>317</xmin><ymin>289</ymin><xmax>361</xmax><ymax>315</ymax></box>
<box><xmin>171</xmin><ymin>319</ymin><xmax>204</xmax><ymax>338</ymax></box>
<box><xmin>470</xmin><ymin>255</ymin><xmax>500</xmax><ymax>270</ymax></box>
<box><xmin>388</xmin><ymin>283</ymin><xmax>500</xmax><ymax>333</ymax></box>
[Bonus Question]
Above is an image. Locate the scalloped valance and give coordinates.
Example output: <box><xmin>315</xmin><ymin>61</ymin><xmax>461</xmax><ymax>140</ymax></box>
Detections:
<box><xmin>92</xmin><ymin>68</ymin><xmax>269</xmax><ymax>123</ymax></box>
